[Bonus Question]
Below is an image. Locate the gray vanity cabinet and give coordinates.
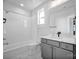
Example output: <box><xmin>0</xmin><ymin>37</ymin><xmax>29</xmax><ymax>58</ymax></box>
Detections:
<box><xmin>41</xmin><ymin>43</ymin><xmax>53</xmax><ymax>59</ymax></box>
<box><xmin>41</xmin><ymin>38</ymin><xmax>75</xmax><ymax>59</ymax></box>
<box><xmin>55</xmin><ymin>47</ymin><xmax>73</xmax><ymax>59</ymax></box>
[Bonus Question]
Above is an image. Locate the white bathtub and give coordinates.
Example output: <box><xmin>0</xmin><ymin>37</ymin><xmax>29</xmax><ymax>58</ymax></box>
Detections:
<box><xmin>3</xmin><ymin>41</ymin><xmax>41</xmax><ymax>52</ymax></box>
<box><xmin>3</xmin><ymin>41</ymin><xmax>42</xmax><ymax>59</ymax></box>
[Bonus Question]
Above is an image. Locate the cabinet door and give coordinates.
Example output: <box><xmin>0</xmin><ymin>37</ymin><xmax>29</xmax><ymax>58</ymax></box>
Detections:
<box><xmin>55</xmin><ymin>47</ymin><xmax>73</xmax><ymax>59</ymax></box>
<box><xmin>41</xmin><ymin>43</ymin><xmax>53</xmax><ymax>59</ymax></box>
<box><xmin>52</xmin><ymin>47</ymin><xmax>56</xmax><ymax>59</ymax></box>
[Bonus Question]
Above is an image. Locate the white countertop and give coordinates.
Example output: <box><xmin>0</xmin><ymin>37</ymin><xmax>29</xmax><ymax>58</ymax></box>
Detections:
<box><xmin>41</xmin><ymin>34</ymin><xmax>76</xmax><ymax>44</ymax></box>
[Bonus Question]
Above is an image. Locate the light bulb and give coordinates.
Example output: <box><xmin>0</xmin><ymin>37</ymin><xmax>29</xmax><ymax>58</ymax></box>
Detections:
<box><xmin>20</xmin><ymin>3</ymin><xmax>24</xmax><ymax>7</ymax></box>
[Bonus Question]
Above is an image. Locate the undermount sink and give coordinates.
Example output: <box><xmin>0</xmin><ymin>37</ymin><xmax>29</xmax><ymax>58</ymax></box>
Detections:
<box><xmin>49</xmin><ymin>34</ymin><xmax>63</xmax><ymax>39</ymax></box>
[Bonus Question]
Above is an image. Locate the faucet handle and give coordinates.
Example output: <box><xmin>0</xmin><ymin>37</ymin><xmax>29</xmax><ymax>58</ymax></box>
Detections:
<box><xmin>3</xmin><ymin>38</ymin><xmax>6</xmax><ymax>40</ymax></box>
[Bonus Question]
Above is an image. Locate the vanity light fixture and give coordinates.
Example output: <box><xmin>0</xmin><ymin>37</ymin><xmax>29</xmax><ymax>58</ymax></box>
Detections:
<box><xmin>49</xmin><ymin>0</ymin><xmax>68</xmax><ymax>8</ymax></box>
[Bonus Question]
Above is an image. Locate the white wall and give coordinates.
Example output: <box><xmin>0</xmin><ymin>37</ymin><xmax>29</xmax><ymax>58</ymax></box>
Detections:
<box><xmin>3</xmin><ymin>10</ymin><xmax>33</xmax><ymax>45</ymax></box>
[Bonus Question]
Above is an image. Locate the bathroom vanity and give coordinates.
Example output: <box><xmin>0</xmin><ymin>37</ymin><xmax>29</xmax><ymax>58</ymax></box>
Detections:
<box><xmin>41</xmin><ymin>35</ymin><xmax>76</xmax><ymax>59</ymax></box>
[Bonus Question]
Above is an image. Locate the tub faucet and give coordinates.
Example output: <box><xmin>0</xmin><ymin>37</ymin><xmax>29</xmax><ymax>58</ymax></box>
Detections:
<box><xmin>3</xmin><ymin>42</ymin><xmax>8</xmax><ymax>45</ymax></box>
<box><xmin>3</xmin><ymin>38</ymin><xmax>9</xmax><ymax>45</ymax></box>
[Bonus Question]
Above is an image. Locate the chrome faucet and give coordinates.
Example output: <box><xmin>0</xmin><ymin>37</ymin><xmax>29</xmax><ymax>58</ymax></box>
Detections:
<box><xmin>57</xmin><ymin>32</ymin><xmax>61</xmax><ymax>37</ymax></box>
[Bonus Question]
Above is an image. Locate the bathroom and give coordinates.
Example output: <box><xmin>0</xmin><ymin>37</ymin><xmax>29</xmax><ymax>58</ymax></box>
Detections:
<box><xmin>3</xmin><ymin>0</ymin><xmax>76</xmax><ymax>59</ymax></box>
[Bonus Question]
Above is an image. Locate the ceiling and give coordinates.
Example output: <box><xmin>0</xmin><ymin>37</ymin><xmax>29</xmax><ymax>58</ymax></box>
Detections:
<box><xmin>3</xmin><ymin>0</ymin><xmax>74</xmax><ymax>16</ymax></box>
<box><xmin>3</xmin><ymin>0</ymin><xmax>49</xmax><ymax>11</ymax></box>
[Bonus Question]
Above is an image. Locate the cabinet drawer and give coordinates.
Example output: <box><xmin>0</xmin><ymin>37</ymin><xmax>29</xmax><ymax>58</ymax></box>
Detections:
<box><xmin>41</xmin><ymin>38</ymin><xmax>47</xmax><ymax>43</ymax></box>
<box><xmin>47</xmin><ymin>40</ymin><xmax>59</xmax><ymax>47</ymax></box>
<box><xmin>60</xmin><ymin>43</ymin><xmax>73</xmax><ymax>51</ymax></box>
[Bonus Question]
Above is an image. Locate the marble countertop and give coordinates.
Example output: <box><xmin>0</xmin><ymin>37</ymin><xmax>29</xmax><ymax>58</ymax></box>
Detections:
<box><xmin>41</xmin><ymin>34</ymin><xmax>76</xmax><ymax>44</ymax></box>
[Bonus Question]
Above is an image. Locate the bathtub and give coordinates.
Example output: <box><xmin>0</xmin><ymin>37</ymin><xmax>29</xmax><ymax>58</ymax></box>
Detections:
<box><xmin>3</xmin><ymin>41</ymin><xmax>42</xmax><ymax>59</ymax></box>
